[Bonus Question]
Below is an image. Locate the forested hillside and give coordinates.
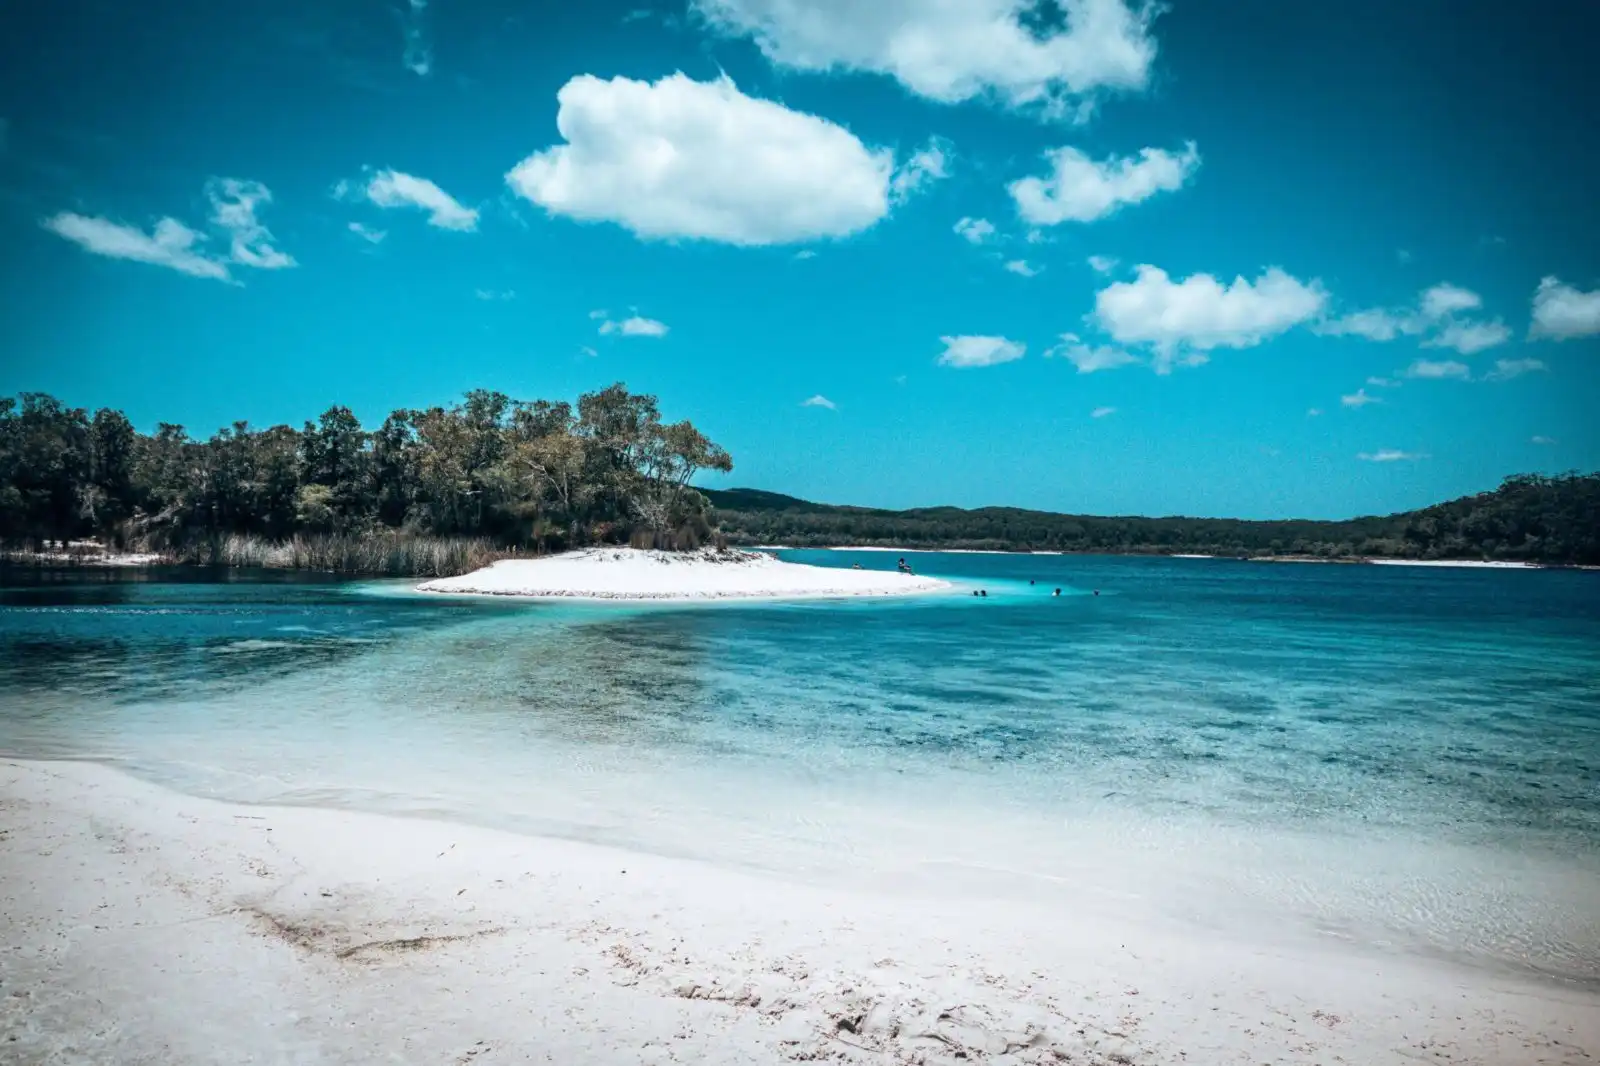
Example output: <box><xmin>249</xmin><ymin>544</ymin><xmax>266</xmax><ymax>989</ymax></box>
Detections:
<box><xmin>0</xmin><ymin>387</ymin><xmax>731</xmax><ymax>573</ymax></box>
<box><xmin>707</xmin><ymin>474</ymin><xmax>1600</xmax><ymax>565</ymax></box>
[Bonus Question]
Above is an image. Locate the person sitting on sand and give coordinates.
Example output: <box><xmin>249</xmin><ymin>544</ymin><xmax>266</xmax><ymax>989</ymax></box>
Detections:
<box><xmin>897</xmin><ymin>557</ymin><xmax>914</xmax><ymax>574</ymax></box>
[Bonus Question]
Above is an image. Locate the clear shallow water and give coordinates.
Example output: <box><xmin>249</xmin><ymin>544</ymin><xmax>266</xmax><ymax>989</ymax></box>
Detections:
<box><xmin>3</xmin><ymin>554</ymin><xmax>1598</xmax><ymax>983</ymax></box>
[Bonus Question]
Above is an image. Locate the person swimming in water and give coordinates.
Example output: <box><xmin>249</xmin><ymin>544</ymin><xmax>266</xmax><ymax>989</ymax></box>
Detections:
<box><xmin>1053</xmin><ymin>587</ymin><xmax>1061</xmax><ymax>596</ymax></box>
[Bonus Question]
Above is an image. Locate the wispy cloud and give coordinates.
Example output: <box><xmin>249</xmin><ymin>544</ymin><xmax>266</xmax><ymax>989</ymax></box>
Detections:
<box><xmin>364</xmin><ymin>169</ymin><xmax>478</xmax><ymax>230</ymax></box>
<box><xmin>1090</xmin><ymin>406</ymin><xmax>1116</xmax><ymax>419</ymax></box>
<box><xmin>1531</xmin><ymin>435</ymin><xmax>1557</xmax><ymax>445</ymax></box>
<box><xmin>1358</xmin><ymin>449</ymin><xmax>1427</xmax><ymax>462</ymax></box>
<box><xmin>1003</xmin><ymin>259</ymin><xmax>1040</xmax><ymax>278</ymax></box>
<box><xmin>937</xmin><ymin>335</ymin><xmax>1025</xmax><ymax>368</ymax></box>
<box><xmin>401</xmin><ymin>0</ymin><xmax>431</xmax><ymax>76</ymax></box>
<box><xmin>793</xmin><ymin>249</ymin><xmax>817</xmax><ymax>260</ymax></box>
<box><xmin>1011</xmin><ymin>142</ymin><xmax>1200</xmax><ymax>225</ymax></box>
<box><xmin>348</xmin><ymin>221</ymin><xmax>386</xmax><ymax>244</ymax></box>
<box><xmin>1316</xmin><ymin>281</ymin><xmax>1507</xmax><ymax>354</ymax></box>
<box><xmin>579</xmin><ymin>345</ymin><xmax>599</xmax><ymax>358</ymax></box>
<box><xmin>1087</xmin><ymin>254</ymin><xmax>1118</xmax><ymax>274</ymax></box>
<box><xmin>1483</xmin><ymin>357</ymin><xmax>1545</xmax><ymax>381</ymax></box>
<box><xmin>889</xmin><ymin>137</ymin><xmax>950</xmax><ymax>204</ymax></box>
<box><xmin>1307</xmin><ymin>408</ymin><xmax>1323</xmax><ymax>417</ymax></box>
<box><xmin>474</xmin><ymin>288</ymin><xmax>516</xmax><ymax>301</ymax></box>
<box><xmin>206</xmin><ymin>179</ymin><xmax>294</xmax><ymax>269</ymax></box>
<box><xmin>1423</xmin><ymin>318</ymin><xmax>1510</xmax><ymax>355</ymax></box>
<box><xmin>1341</xmin><ymin>387</ymin><xmax>1381</xmax><ymax>407</ymax></box>
<box><xmin>1404</xmin><ymin>358</ymin><xmax>1471</xmax><ymax>380</ymax></box>
<box><xmin>953</xmin><ymin>216</ymin><xmax>995</xmax><ymax>245</ymax></box>
<box><xmin>801</xmin><ymin>394</ymin><xmax>837</xmax><ymax>410</ymax></box>
<box><xmin>1046</xmin><ymin>334</ymin><xmax>1138</xmax><ymax>374</ymax></box>
<box><xmin>41</xmin><ymin>213</ymin><xmax>230</xmax><ymax>280</ymax></box>
<box><xmin>1365</xmin><ymin>376</ymin><xmax>1399</xmax><ymax>388</ymax></box>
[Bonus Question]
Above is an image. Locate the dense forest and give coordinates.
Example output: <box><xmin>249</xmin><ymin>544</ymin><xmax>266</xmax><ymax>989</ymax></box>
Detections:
<box><xmin>707</xmin><ymin>474</ymin><xmax>1600</xmax><ymax>565</ymax></box>
<box><xmin>0</xmin><ymin>387</ymin><xmax>732</xmax><ymax>574</ymax></box>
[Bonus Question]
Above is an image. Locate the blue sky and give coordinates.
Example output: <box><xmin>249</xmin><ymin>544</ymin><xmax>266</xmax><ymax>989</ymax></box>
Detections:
<box><xmin>2</xmin><ymin>0</ymin><xmax>1597</xmax><ymax>520</ymax></box>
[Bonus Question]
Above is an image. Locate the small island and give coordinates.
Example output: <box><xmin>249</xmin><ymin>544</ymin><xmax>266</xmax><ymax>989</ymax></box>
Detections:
<box><xmin>418</xmin><ymin>546</ymin><xmax>950</xmax><ymax>600</ymax></box>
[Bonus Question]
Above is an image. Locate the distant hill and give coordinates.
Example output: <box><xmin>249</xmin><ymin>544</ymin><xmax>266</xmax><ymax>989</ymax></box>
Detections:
<box><xmin>705</xmin><ymin>473</ymin><xmax>1600</xmax><ymax>565</ymax></box>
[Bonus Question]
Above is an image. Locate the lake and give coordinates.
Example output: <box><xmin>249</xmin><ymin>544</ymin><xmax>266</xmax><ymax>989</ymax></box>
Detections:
<box><xmin>3</xmin><ymin>551</ymin><xmax>1597</xmax><ymax>985</ymax></box>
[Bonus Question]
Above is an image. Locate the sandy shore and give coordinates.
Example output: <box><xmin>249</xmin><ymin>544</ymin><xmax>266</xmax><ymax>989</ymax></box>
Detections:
<box><xmin>3</xmin><ymin>759</ymin><xmax>1594</xmax><ymax>1065</ymax></box>
<box><xmin>417</xmin><ymin>547</ymin><xmax>951</xmax><ymax>600</ymax></box>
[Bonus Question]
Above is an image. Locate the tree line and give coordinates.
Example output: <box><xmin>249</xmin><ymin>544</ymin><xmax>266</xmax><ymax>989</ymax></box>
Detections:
<box><xmin>706</xmin><ymin>473</ymin><xmax>1600</xmax><ymax>565</ymax></box>
<box><xmin>0</xmin><ymin>386</ymin><xmax>733</xmax><ymax>562</ymax></box>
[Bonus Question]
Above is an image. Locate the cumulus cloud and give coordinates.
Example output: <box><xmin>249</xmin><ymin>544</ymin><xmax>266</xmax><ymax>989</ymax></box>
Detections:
<box><xmin>598</xmin><ymin>314</ymin><xmax>670</xmax><ymax>338</ymax></box>
<box><xmin>365</xmin><ymin>169</ymin><xmax>478</xmax><ymax>231</ymax></box>
<box><xmin>1003</xmin><ymin>259</ymin><xmax>1041</xmax><ymax>277</ymax></box>
<box><xmin>691</xmin><ymin>0</ymin><xmax>1159</xmax><ymax>118</ymax></box>
<box><xmin>937</xmin><ymin>335</ymin><xmax>1025</xmax><ymax>368</ymax></box>
<box><xmin>41</xmin><ymin>213</ymin><xmax>230</xmax><ymax>281</ymax></box>
<box><xmin>954</xmin><ymin>217</ymin><xmax>996</xmax><ymax>245</ymax></box>
<box><xmin>1358</xmin><ymin>449</ymin><xmax>1427</xmax><ymax>462</ymax></box>
<box><xmin>506</xmin><ymin>73</ymin><xmax>896</xmax><ymax>246</ymax></box>
<box><xmin>1091</xmin><ymin>264</ymin><xmax>1327</xmax><ymax>372</ymax></box>
<box><xmin>1010</xmin><ymin>141</ymin><xmax>1198</xmax><ymax>225</ymax></box>
<box><xmin>801</xmin><ymin>394</ymin><xmax>837</xmax><ymax>410</ymax></box>
<box><xmin>348</xmin><ymin>221</ymin><xmax>386</xmax><ymax>244</ymax></box>
<box><xmin>1316</xmin><ymin>281</ymin><xmax>1507</xmax><ymax>354</ymax></box>
<box><xmin>1423</xmin><ymin>318</ymin><xmax>1509</xmax><ymax>355</ymax></box>
<box><xmin>1046</xmin><ymin>333</ymin><xmax>1138</xmax><ymax>373</ymax></box>
<box><xmin>1404</xmin><ymin>358</ymin><xmax>1471</xmax><ymax>380</ymax></box>
<box><xmin>1529</xmin><ymin>276</ymin><xmax>1600</xmax><ymax>340</ymax></box>
<box><xmin>889</xmin><ymin>138</ymin><xmax>950</xmax><ymax>204</ymax></box>
<box><xmin>1341</xmin><ymin>388</ymin><xmax>1380</xmax><ymax>407</ymax></box>
<box><xmin>1087</xmin><ymin>254</ymin><xmax>1118</xmax><ymax>274</ymax></box>
<box><xmin>1090</xmin><ymin>406</ymin><xmax>1116</xmax><ymax>418</ymax></box>
<box><xmin>206</xmin><ymin>179</ymin><xmax>295</xmax><ymax>269</ymax></box>
<box><xmin>1483</xmin><ymin>357</ymin><xmax>1545</xmax><ymax>381</ymax></box>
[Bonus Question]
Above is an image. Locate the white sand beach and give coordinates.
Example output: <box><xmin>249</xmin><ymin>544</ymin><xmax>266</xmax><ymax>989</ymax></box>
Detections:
<box><xmin>417</xmin><ymin>547</ymin><xmax>951</xmax><ymax>600</ymax></box>
<box><xmin>1368</xmin><ymin>558</ymin><xmax>1539</xmax><ymax>569</ymax></box>
<box><xmin>3</xmin><ymin>758</ymin><xmax>1594</xmax><ymax>1066</ymax></box>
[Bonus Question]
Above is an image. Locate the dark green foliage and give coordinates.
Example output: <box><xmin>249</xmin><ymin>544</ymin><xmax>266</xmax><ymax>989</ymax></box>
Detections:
<box><xmin>0</xmin><ymin>385</ymin><xmax>733</xmax><ymax>568</ymax></box>
<box><xmin>706</xmin><ymin>474</ymin><xmax>1600</xmax><ymax>565</ymax></box>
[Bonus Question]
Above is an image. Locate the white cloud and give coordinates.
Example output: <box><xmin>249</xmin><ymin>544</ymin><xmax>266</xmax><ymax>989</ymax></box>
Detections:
<box><xmin>801</xmin><ymin>394</ymin><xmax>837</xmax><ymax>410</ymax></box>
<box><xmin>1046</xmin><ymin>333</ymin><xmax>1138</xmax><ymax>373</ymax></box>
<box><xmin>953</xmin><ymin>216</ymin><xmax>996</xmax><ymax>245</ymax></box>
<box><xmin>580</xmin><ymin>345</ymin><xmax>599</xmax><ymax>358</ymax></box>
<box><xmin>1315</xmin><ymin>308</ymin><xmax>1415</xmax><ymax>342</ymax></box>
<box><xmin>1011</xmin><ymin>142</ymin><xmax>1198</xmax><ymax>226</ymax></box>
<box><xmin>206</xmin><ymin>178</ymin><xmax>294</xmax><ymax>269</ymax></box>
<box><xmin>1341</xmin><ymin>388</ymin><xmax>1381</xmax><ymax>407</ymax></box>
<box><xmin>1484</xmin><ymin>357</ymin><xmax>1545</xmax><ymax>381</ymax></box>
<box><xmin>365</xmin><ymin>169</ymin><xmax>478</xmax><ymax>231</ymax></box>
<box><xmin>1091</xmin><ymin>264</ymin><xmax>1327</xmax><ymax>371</ymax></box>
<box><xmin>475</xmin><ymin>289</ymin><xmax>516</xmax><ymax>301</ymax></box>
<box><xmin>402</xmin><ymin>0</ymin><xmax>431</xmax><ymax>76</ymax></box>
<box><xmin>348</xmin><ymin>221</ymin><xmax>386</xmax><ymax>244</ymax></box>
<box><xmin>937</xmin><ymin>335</ymin><xmax>1025</xmax><ymax>368</ymax></box>
<box><xmin>691</xmin><ymin>0</ymin><xmax>1159</xmax><ymax>118</ymax></box>
<box><xmin>1419</xmin><ymin>282</ymin><xmax>1481</xmax><ymax>320</ymax></box>
<box><xmin>1423</xmin><ymin>318</ymin><xmax>1509</xmax><ymax>355</ymax></box>
<box><xmin>1404</xmin><ymin>358</ymin><xmax>1471</xmax><ymax>380</ymax></box>
<box><xmin>1090</xmin><ymin>406</ymin><xmax>1116</xmax><ymax>419</ymax></box>
<box><xmin>598</xmin><ymin>315</ymin><xmax>670</xmax><ymax>338</ymax></box>
<box><xmin>1306</xmin><ymin>408</ymin><xmax>1323</xmax><ymax>417</ymax></box>
<box><xmin>889</xmin><ymin>137</ymin><xmax>950</xmax><ymax>204</ymax></box>
<box><xmin>1003</xmin><ymin>259</ymin><xmax>1041</xmax><ymax>277</ymax></box>
<box><xmin>1358</xmin><ymin>449</ymin><xmax>1427</xmax><ymax>462</ymax></box>
<box><xmin>1366</xmin><ymin>376</ymin><xmax>1399</xmax><ymax>388</ymax></box>
<box><xmin>1531</xmin><ymin>435</ymin><xmax>1556</xmax><ymax>445</ymax></box>
<box><xmin>588</xmin><ymin>309</ymin><xmax>609</xmax><ymax>320</ymax></box>
<box><xmin>793</xmin><ymin>249</ymin><xmax>817</xmax><ymax>260</ymax></box>
<box><xmin>1529</xmin><ymin>276</ymin><xmax>1600</xmax><ymax>340</ymax></box>
<box><xmin>1086</xmin><ymin>254</ymin><xmax>1118</xmax><ymax>274</ymax></box>
<box><xmin>506</xmin><ymin>73</ymin><xmax>895</xmax><ymax>246</ymax></box>
<box><xmin>1396</xmin><ymin>248</ymin><xmax>1412</xmax><ymax>263</ymax></box>
<box><xmin>41</xmin><ymin>213</ymin><xmax>230</xmax><ymax>281</ymax></box>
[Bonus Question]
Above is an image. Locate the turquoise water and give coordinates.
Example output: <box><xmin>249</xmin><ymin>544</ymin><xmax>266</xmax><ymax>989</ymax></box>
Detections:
<box><xmin>3</xmin><ymin>552</ymin><xmax>1598</xmax><ymax>982</ymax></box>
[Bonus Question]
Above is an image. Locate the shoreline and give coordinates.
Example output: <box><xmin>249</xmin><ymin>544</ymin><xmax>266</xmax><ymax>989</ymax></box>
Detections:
<box><xmin>5</xmin><ymin>756</ymin><xmax>1596</xmax><ymax>1065</ymax></box>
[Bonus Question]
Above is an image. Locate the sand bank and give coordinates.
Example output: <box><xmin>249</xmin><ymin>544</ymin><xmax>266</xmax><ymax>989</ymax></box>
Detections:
<box><xmin>1368</xmin><ymin>558</ymin><xmax>1539</xmax><ymax>569</ymax></box>
<box><xmin>417</xmin><ymin>547</ymin><xmax>951</xmax><ymax>600</ymax></box>
<box><xmin>2</xmin><ymin>759</ymin><xmax>1593</xmax><ymax>1065</ymax></box>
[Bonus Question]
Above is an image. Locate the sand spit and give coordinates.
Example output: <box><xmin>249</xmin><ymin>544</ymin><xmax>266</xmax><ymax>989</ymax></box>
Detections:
<box><xmin>416</xmin><ymin>547</ymin><xmax>951</xmax><ymax>601</ymax></box>
<box><xmin>2</xmin><ymin>759</ymin><xmax>1595</xmax><ymax>1065</ymax></box>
